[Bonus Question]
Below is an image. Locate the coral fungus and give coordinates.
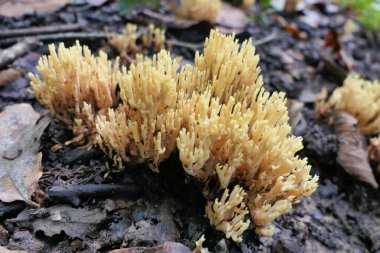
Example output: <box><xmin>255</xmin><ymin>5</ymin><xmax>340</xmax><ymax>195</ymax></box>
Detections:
<box><xmin>106</xmin><ymin>23</ymin><xmax>166</xmax><ymax>65</ymax></box>
<box><xmin>30</xmin><ymin>29</ymin><xmax>318</xmax><ymax>241</ymax></box>
<box><xmin>326</xmin><ymin>75</ymin><xmax>380</xmax><ymax>135</ymax></box>
<box><xmin>177</xmin><ymin>0</ymin><xmax>222</xmax><ymax>23</ymax></box>
<box><xmin>29</xmin><ymin>41</ymin><xmax>120</xmax><ymax>141</ymax></box>
<box><xmin>96</xmin><ymin>29</ymin><xmax>318</xmax><ymax>238</ymax></box>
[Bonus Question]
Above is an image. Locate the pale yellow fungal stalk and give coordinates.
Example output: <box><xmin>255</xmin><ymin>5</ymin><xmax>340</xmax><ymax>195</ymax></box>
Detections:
<box><xmin>142</xmin><ymin>24</ymin><xmax>166</xmax><ymax>52</ymax></box>
<box><xmin>328</xmin><ymin>75</ymin><xmax>380</xmax><ymax>134</ymax></box>
<box><xmin>193</xmin><ymin>235</ymin><xmax>211</xmax><ymax>253</ymax></box>
<box><xmin>29</xmin><ymin>41</ymin><xmax>119</xmax><ymax>139</ymax></box>
<box><xmin>96</xmin><ymin>50</ymin><xmax>182</xmax><ymax>170</ymax></box>
<box><xmin>107</xmin><ymin>23</ymin><xmax>138</xmax><ymax>55</ymax></box>
<box><xmin>206</xmin><ymin>185</ymin><xmax>250</xmax><ymax>243</ymax></box>
<box><xmin>194</xmin><ymin>29</ymin><xmax>263</xmax><ymax>103</ymax></box>
<box><xmin>178</xmin><ymin>0</ymin><xmax>222</xmax><ymax>23</ymax></box>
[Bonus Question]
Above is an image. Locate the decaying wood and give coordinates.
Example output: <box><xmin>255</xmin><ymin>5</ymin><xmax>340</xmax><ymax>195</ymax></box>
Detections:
<box><xmin>0</xmin><ymin>38</ymin><xmax>39</xmax><ymax>69</ymax></box>
<box><xmin>0</xmin><ymin>23</ymin><xmax>82</xmax><ymax>39</ymax></box>
<box><xmin>0</xmin><ymin>68</ymin><xmax>24</xmax><ymax>87</ymax></box>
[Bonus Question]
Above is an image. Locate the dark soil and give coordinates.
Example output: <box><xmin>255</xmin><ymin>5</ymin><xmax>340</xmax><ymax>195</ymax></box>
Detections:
<box><xmin>1</xmin><ymin>1</ymin><xmax>380</xmax><ymax>252</ymax></box>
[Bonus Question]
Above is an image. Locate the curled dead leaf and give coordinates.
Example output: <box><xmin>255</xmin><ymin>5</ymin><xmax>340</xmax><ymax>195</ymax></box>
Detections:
<box><xmin>334</xmin><ymin>110</ymin><xmax>378</xmax><ymax>188</ymax></box>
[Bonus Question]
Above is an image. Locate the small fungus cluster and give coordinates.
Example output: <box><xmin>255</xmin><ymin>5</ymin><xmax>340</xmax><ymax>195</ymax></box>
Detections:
<box><xmin>106</xmin><ymin>23</ymin><xmax>166</xmax><ymax>64</ymax></box>
<box><xmin>29</xmin><ymin>29</ymin><xmax>318</xmax><ymax>241</ymax></box>
<box><xmin>325</xmin><ymin>75</ymin><xmax>380</xmax><ymax>135</ymax></box>
<box><xmin>178</xmin><ymin>0</ymin><xmax>222</xmax><ymax>23</ymax></box>
<box><xmin>177</xmin><ymin>0</ymin><xmax>255</xmax><ymax>23</ymax></box>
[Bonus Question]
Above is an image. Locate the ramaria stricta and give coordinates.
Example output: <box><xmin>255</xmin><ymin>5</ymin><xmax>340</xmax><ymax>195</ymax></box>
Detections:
<box><xmin>322</xmin><ymin>75</ymin><xmax>380</xmax><ymax>135</ymax></box>
<box><xmin>29</xmin><ymin>29</ymin><xmax>318</xmax><ymax>241</ymax></box>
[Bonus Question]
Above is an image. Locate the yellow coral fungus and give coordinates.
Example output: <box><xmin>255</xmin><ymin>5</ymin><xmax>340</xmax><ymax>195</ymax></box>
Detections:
<box><xmin>96</xmin><ymin>29</ymin><xmax>318</xmax><ymax>239</ymax></box>
<box><xmin>194</xmin><ymin>235</ymin><xmax>211</xmax><ymax>253</ymax></box>
<box><xmin>107</xmin><ymin>23</ymin><xmax>166</xmax><ymax>64</ymax></box>
<box><xmin>29</xmin><ymin>41</ymin><xmax>120</xmax><ymax>140</ymax></box>
<box><xmin>206</xmin><ymin>185</ymin><xmax>250</xmax><ymax>242</ymax></box>
<box><xmin>178</xmin><ymin>0</ymin><xmax>222</xmax><ymax>23</ymax></box>
<box><xmin>96</xmin><ymin>50</ymin><xmax>182</xmax><ymax>170</ymax></box>
<box><xmin>327</xmin><ymin>75</ymin><xmax>380</xmax><ymax>134</ymax></box>
<box><xmin>30</xmin><ymin>29</ymin><xmax>318</xmax><ymax>241</ymax></box>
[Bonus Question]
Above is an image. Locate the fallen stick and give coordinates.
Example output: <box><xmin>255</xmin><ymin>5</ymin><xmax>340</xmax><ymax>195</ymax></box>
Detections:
<box><xmin>0</xmin><ymin>23</ymin><xmax>82</xmax><ymax>39</ymax></box>
<box><xmin>0</xmin><ymin>38</ymin><xmax>40</xmax><ymax>69</ymax></box>
<box><xmin>45</xmin><ymin>183</ymin><xmax>142</xmax><ymax>206</ymax></box>
<box><xmin>0</xmin><ymin>32</ymin><xmax>106</xmax><ymax>47</ymax></box>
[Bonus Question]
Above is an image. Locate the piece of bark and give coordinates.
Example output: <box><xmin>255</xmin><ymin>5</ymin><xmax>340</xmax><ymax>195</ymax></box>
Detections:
<box><xmin>335</xmin><ymin>110</ymin><xmax>378</xmax><ymax>188</ymax></box>
<box><xmin>0</xmin><ymin>38</ymin><xmax>39</xmax><ymax>69</ymax></box>
<box><xmin>0</xmin><ymin>68</ymin><xmax>24</xmax><ymax>87</ymax></box>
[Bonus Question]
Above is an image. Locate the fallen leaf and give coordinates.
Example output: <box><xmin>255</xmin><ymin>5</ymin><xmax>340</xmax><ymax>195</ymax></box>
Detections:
<box><xmin>334</xmin><ymin>110</ymin><xmax>378</xmax><ymax>188</ymax></box>
<box><xmin>0</xmin><ymin>0</ymin><xmax>73</xmax><ymax>18</ymax></box>
<box><xmin>109</xmin><ymin>242</ymin><xmax>192</xmax><ymax>253</ymax></box>
<box><xmin>0</xmin><ymin>104</ymin><xmax>51</xmax><ymax>206</ymax></box>
<box><xmin>216</xmin><ymin>2</ymin><xmax>246</xmax><ymax>33</ymax></box>
<box><xmin>0</xmin><ymin>246</ymin><xmax>27</xmax><ymax>253</ymax></box>
<box><xmin>7</xmin><ymin>205</ymin><xmax>108</xmax><ymax>238</ymax></box>
<box><xmin>0</xmin><ymin>68</ymin><xmax>25</xmax><ymax>88</ymax></box>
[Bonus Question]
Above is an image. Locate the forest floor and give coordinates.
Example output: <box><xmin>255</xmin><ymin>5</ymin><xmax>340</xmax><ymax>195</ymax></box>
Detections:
<box><xmin>1</xmin><ymin>1</ymin><xmax>380</xmax><ymax>252</ymax></box>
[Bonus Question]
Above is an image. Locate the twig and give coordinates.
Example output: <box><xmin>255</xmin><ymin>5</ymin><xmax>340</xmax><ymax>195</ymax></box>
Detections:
<box><xmin>0</xmin><ymin>23</ymin><xmax>82</xmax><ymax>39</ymax></box>
<box><xmin>167</xmin><ymin>39</ymin><xmax>203</xmax><ymax>51</ymax></box>
<box><xmin>0</xmin><ymin>32</ymin><xmax>106</xmax><ymax>47</ymax></box>
<box><xmin>253</xmin><ymin>32</ymin><xmax>277</xmax><ymax>46</ymax></box>
<box><xmin>0</xmin><ymin>38</ymin><xmax>40</xmax><ymax>69</ymax></box>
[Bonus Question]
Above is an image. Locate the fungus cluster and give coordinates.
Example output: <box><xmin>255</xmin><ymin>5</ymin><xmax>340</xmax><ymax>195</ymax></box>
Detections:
<box><xmin>29</xmin><ymin>29</ymin><xmax>318</xmax><ymax>241</ymax></box>
<box><xmin>29</xmin><ymin>42</ymin><xmax>120</xmax><ymax>143</ymax></box>
<box><xmin>178</xmin><ymin>0</ymin><xmax>222</xmax><ymax>23</ymax></box>
<box><xmin>325</xmin><ymin>75</ymin><xmax>380</xmax><ymax>135</ymax></box>
<box><xmin>106</xmin><ymin>23</ymin><xmax>166</xmax><ymax>64</ymax></box>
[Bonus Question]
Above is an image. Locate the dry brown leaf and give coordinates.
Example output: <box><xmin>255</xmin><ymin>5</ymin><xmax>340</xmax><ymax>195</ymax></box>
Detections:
<box><xmin>0</xmin><ymin>68</ymin><xmax>24</xmax><ymax>87</ymax></box>
<box><xmin>0</xmin><ymin>0</ymin><xmax>73</xmax><ymax>17</ymax></box>
<box><xmin>216</xmin><ymin>2</ymin><xmax>245</xmax><ymax>33</ymax></box>
<box><xmin>334</xmin><ymin>110</ymin><xmax>378</xmax><ymax>188</ymax></box>
<box><xmin>0</xmin><ymin>104</ymin><xmax>51</xmax><ymax>207</ymax></box>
